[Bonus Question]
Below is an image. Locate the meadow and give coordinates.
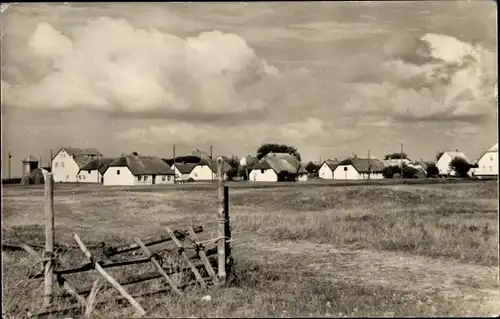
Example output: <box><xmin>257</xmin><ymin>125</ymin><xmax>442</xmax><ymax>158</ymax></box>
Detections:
<box><xmin>2</xmin><ymin>180</ymin><xmax>499</xmax><ymax>317</ymax></box>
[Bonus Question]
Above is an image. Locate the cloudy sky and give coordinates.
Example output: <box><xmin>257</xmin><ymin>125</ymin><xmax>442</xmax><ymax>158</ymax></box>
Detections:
<box><xmin>1</xmin><ymin>1</ymin><xmax>497</xmax><ymax>177</ymax></box>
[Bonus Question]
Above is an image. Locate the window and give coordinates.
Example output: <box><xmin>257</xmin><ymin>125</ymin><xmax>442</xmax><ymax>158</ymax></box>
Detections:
<box><xmin>162</xmin><ymin>176</ymin><xmax>166</xmax><ymax>181</ymax></box>
<box><xmin>167</xmin><ymin>176</ymin><xmax>171</xmax><ymax>181</ymax></box>
<box><xmin>261</xmin><ymin>169</ymin><xmax>265</xmax><ymax>174</ymax></box>
<box><xmin>194</xmin><ymin>173</ymin><xmax>198</xmax><ymax>178</ymax></box>
<box><xmin>88</xmin><ymin>170</ymin><xmax>91</xmax><ymax>174</ymax></box>
<box><xmin>55</xmin><ymin>162</ymin><xmax>59</xmax><ymax>168</ymax></box>
<box><xmin>61</xmin><ymin>162</ymin><xmax>65</xmax><ymax>168</ymax></box>
<box><xmin>117</xmin><ymin>169</ymin><xmax>120</xmax><ymax>175</ymax></box>
<box><xmin>78</xmin><ymin>175</ymin><xmax>81</xmax><ymax>180</ymax></box>
<box><xmin>138</xmin><ymin>176</ymin><xmax>142</xmax><ymax>181</ymax></box>
<box><xmin>344</xmin><ymin>167</ymin><xmax>348</xmax><ymax>171</ymax></box>
<box><xmin>83</xmin><ymin>176</ymin><xmax>86</xmax><ymax>180</ymax></box>
<box><xmin>144</xmin><ymin>176</ymin><xmax>149</xmax><ymax>181</ymax></box>
<box><xmin>490</xmin><ymin>156</ymin><xmax>494</xmax><ymax>161</ymax></box>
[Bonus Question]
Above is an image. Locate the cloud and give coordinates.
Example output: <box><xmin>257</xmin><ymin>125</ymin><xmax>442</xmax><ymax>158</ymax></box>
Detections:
<box><xmin>2</xmin><ymin>17</ymin><xmax>309</xmax><ymax>119</ymax></box>
<box><xmin>345</xmin><ymin>32</ymin><xmax>497</xmax><ymax>123</ymax></box>
<box><xmin>114</xmin><ymin>118</ymin><xmax>361</xmax><ymax>157</ymax></box>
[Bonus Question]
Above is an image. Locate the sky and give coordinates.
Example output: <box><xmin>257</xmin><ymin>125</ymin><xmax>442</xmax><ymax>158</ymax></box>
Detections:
<box><xmin>1</xmin><ymin>1</ymin><xmax>498</xmax><ymax>177</ymax></box>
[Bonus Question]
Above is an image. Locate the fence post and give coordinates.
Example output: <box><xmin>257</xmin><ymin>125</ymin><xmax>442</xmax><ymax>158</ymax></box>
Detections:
<box><xmin>44</xmin><ymin>173</ymin><xmax>55</xmax><ymax>308</ymax></box>
<box><xmin>216</xmin><ymin>157</ymin><xmax>228</xmax><ymax>285</ymax></box>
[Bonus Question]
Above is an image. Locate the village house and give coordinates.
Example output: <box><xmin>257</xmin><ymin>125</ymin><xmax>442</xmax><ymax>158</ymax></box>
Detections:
<box><xmin>101</xmin><ymin>154</ymin><xmax>175</xmax><ymax>186</ymax></box>
<box><xmin>249</xmin><ymin>152</ymin><xmax>304</xmax><ymax>182</ymax></box>
<box><xmin>77</xmin><ymin>157</ymin><xmax>116</xmax><ymax>183</ymax></box>
<box><xmin>333</xmin><ymin>158</ymin><xmax>385</xmax><ymax>180</ymax></box>
<box><xmin>51</xmin><ymin>148</ymin><xmax>102</xmax><ymax>182</ymax></box>
<box><xmin>298</xmin><ymin>165</ymin><xmax>308</xmax><ymax>181</ymax></box>
<box><xmin>436</xmin><ymin>150</ymin><xmax>470</xmax><ymax>177</ymax></box>
<box><xmin>472</xmin><ymin>143</ymin><xmax>498</xmax><ymax>178</ymax></box>
<box><xmin>171</xmin><ymin>163</ymin><xmax>197</xmax><ymax>182</ymax></box>
<box><xmin>190</xmin><ymin>159</ymin><xmax>232</xmax><ymax>181</ymax></box>
<box><xmin>318</xmin><ymin>160</ymin><xmax>341</xmax><ymax>179</ymax></box>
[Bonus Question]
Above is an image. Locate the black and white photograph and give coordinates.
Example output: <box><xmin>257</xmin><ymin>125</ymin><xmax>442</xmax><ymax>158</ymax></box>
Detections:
<box><xmin>1</xmin><ymin>1</ymin><xmax>498</xmax><ymax>317</ymax></box>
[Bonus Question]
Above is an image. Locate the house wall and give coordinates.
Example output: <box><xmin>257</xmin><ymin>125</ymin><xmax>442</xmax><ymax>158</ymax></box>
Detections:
<box><xmin>333</xmin><ymin>165</ymin><xmax>361</xmax><ymax>180</ymax></box>
<box><xmin>51</xmin><ymin>149</ymin><xmax>80</xmax><ymax>182</ymax></box>
<box><xmin>77</xmin><ymin>169</ymin><xmax>101</xmax><ymax>183</ymax></box>
<box><xmin>437</xmin><ymin>153</ymin><xmax>457</xmax><ymax>176</ymax></box>
<box><xmin>249</xmin><ymin>168</ymin><xmax>278</xmax><ymax>182</ymax></box>
<box><xmin>318</xmin><ymin>163</ymin><xmax>333</xmax><ymax>179</ymax></box>
<box><xmin>359</xmin><ymin>172</ymin><xmax>384</xmax><ymax>180</ymax></box>
<box><xmin>190</xmin><ymin>165</ymin><xmax>227</xmax><ymax>180</ymax></box>
<box><xmin>103</xmin><ymin>166</ymin><xmax>137</xmax><ymax>186</ymax></box>
<box><xmin>298</xmin><ymin>173</ymin><xmax>308</xmax><ymax>182</ymax></box>
<box><xmin>155</xmin><ymin>175</ymin><xmax>175</xmax><ymax>184</ymax></box>
<box><xmin>473</xmin><ymin>152</ymin><xmax>499</xmax><ymax>176</ymax></box>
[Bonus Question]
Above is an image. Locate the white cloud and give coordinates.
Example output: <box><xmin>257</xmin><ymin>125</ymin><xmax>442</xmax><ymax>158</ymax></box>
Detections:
<box><xmin>2</xmin><ymin>17</ymin><xmax>308</xmax><ymax>117</ymax></box>
<box><xmin>345</xmin><ymin>33</ymin><xmax>497</xmax><ymax>123</ymax></box>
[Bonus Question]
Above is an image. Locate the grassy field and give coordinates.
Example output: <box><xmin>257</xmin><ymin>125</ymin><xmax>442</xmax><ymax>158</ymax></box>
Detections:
<box><xmin>2</xmin><ymin>181</ymin><xmax>499</xmax><ymax>317</ymax></box>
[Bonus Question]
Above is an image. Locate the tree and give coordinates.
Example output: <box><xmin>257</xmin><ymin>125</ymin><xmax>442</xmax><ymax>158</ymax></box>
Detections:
<box><xmin>384</xmin><ymin>152</ymin><xmax>408</xmax><ymax>160</ymax></box>
<box><xmin>256</xmin><ymin>143</ymin><xmax>301</xmax><ymax>161</ymax></box>
<box><xmin>305</xmin><ymin>161</ymin><xmax>319</xmax><ymax>174</ymax></box>
<box><xmin>403</xmin><ymin>166</ymin><xmax>420</xmax><ymax>179</ymax></box>
<box><xmin>425</xmin><ymin>162</ymin><xmax>439</xmax><ymax>178</ymax></box>
<box><xmin>226</xmin><ymin>156</ymin><xmax>240</xmax><ymax>181</ymax></box>
<box><xmin>449</xmin><ymin>157</ymin><xmax>471</xmax><ymax>177</ymax></box>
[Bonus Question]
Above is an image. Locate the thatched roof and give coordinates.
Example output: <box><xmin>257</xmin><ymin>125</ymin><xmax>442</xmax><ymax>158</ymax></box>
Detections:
<box><xmin>173</xmin><ymin>163</ymin><xmax>197</xmax><ymax>174</ymax></box>
<box><xmin>78</xmin><ymin>158</ymin><xmax>116</xmax><ymax>174</ymax></box>
<box><xmin>61</xmin><ymin>148</ymin><xmax>102</xmax><ymax>157</ymax></box>
<box><xmin>196</xmin><ymin>159</ymin><xmax>232</xmax><ymax>173</ymax></box>
<box><xmin>339</xmin><ymin>158</ymin><xmax>385</xmax><ymax>173</ymax></box>
<box><xmin>323</xmin><ymin>160</ymin><xmax>341</xmax><ymax>171</ymax></box>
<box><xmin>252</xmin><ymin>153</ymin><xmax>300</xmax><ymax>175</ymax></box>
<box><xmin>298</xmin><ymin>165</ymin><xmax>308</xmax><ymax>174</ymax></box>
<box><xmin>23</xmin><ymin>155</ymin><xmax>39</xmax><ymax>163</ymax></box>
<box><xmin>106</xmin><ymin>155</ymin><xmax>175</xmax><ymax>176</ymax></box>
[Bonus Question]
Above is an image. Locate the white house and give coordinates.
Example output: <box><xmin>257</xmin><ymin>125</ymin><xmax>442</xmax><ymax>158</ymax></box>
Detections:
<box><xmin>333</xmin><ymin>158</ymin><xmax>385</xmax><ymax>180</ymax></box>
<box><xmin>298</xmin><ymin>165</ymin><xmax>308</xmax><ymax>182</ymax></box>
<box><xmin>436</xmin><ymin>150</ymin><xmax>470</xmax><ymax>177</ymax></box>
<box><xmin>190</xmin><ymin>159</ymin><xmax>232</xmax><ymax>181</ymax></box>
<box><xmin>472</xmin><ymin>143</ymin><xmax>498</xmax><ymax>178</ymax></box>
<box><xmin>51</xmin><ymin>148</ymin><xmax>102</xmax><ymax>183</ymax></box>
<box><xmin>77</xmin><ymin>158</ymin><xmax>116</xmax><ymax>183</ymax></box>
<box><xmin>171</xmin><ymin>163</ymin><xmax>197</xmax><ymax>182</ymax></box>
<box><xmin>102</xmin><ymin>154</ymin><xmax>175</xmax><ymax>186</ymax></box>
<box><xmin>318</xmin><ymin>160</ymin><xmax>341</xmax><ymax>179</ymax></box>
<box><xmin>249</xmin><ymin>152</ymin><xmax>301</xmax><ymax>182</ymax></box>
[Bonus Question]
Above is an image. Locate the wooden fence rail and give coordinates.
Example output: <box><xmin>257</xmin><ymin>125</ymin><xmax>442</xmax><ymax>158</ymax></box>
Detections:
<box><xmin>13</xmin><ymin>158</ymin><xmax>232</xmax><ymax>318</ymax></box>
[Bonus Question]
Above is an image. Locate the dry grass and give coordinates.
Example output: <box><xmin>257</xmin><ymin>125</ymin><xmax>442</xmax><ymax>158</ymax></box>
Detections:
<box><xmin>2</xmin><ymin>181</ymin><xmax>499</xmax><ymax>317</ymax></box>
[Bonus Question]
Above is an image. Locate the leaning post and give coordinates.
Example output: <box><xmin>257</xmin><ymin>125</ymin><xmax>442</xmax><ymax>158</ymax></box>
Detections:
<box><xmin>216</xmin><ymin>157</ymin><xmax>229</xmax><ymax>285</ymax></box>
<box><xmin>43</xmin><ymin>173</ymin><xmax>55</xmax><ymax>308</ymax></box>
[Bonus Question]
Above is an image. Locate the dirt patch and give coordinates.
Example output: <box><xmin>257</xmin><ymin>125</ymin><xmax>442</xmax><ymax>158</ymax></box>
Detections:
<box><xmin>234</xmin><ymin>236</ymin><xmax>499</xmax><ymax>316</ymax></box>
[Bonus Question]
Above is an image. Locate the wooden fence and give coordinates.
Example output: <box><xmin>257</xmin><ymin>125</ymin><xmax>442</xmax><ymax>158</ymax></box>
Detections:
<box><xmin>6</xmin><ymin>157</ymin><xmax>232</xmax><ymax>318</ymax></box>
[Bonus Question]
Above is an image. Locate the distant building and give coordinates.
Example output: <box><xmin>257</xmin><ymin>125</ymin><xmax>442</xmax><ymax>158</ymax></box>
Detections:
<box><xmin>102</xmin><ymin>154</ymin><xmax>175</xmax><ymax>186</ymax></box>
<box><xmin>249</xmin><ymin>152</ymin><xmax>302</xmax><ymax>182</ymax></box>
<box><xmin>297</xmin><ymin>165</ymin><xmax>308</xmax><ymax>182</ymax></box>
<box><xmin>333</xmin><ymin>158</ymin><xmax>385</xmax><ymax>180</ymax></box>
<box><xmin>436</xmin><ymin>150</ymin><xmax>470</xmax><ymax>177</ymax></box>
<box><xmin>318</xmin><ymin>160</ymin><xmax>341</xmax><ymax>179</ymax></box>
<box><xmin>190</xmin><ymin>159</ymin><xmax>232</xmax><ymax>181</ymax></box>
<box><xmin>52</xmin><ymin>148</ymin><xmax>102</xmax><ymax>182</ymax></box>
<box><xmin>472</xmin><ymin>143</ymin><xmax>498</xmax><ymax>178</ymax></box>
<box><xmin>171</xmin><ymin>163</ymin><xmax>197</xmax><ymax>182</ymax></box>
<box><xmin>77</xmin><ymin>157</ymin><xmax>116</xmax><ymax>183</ymax></box>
